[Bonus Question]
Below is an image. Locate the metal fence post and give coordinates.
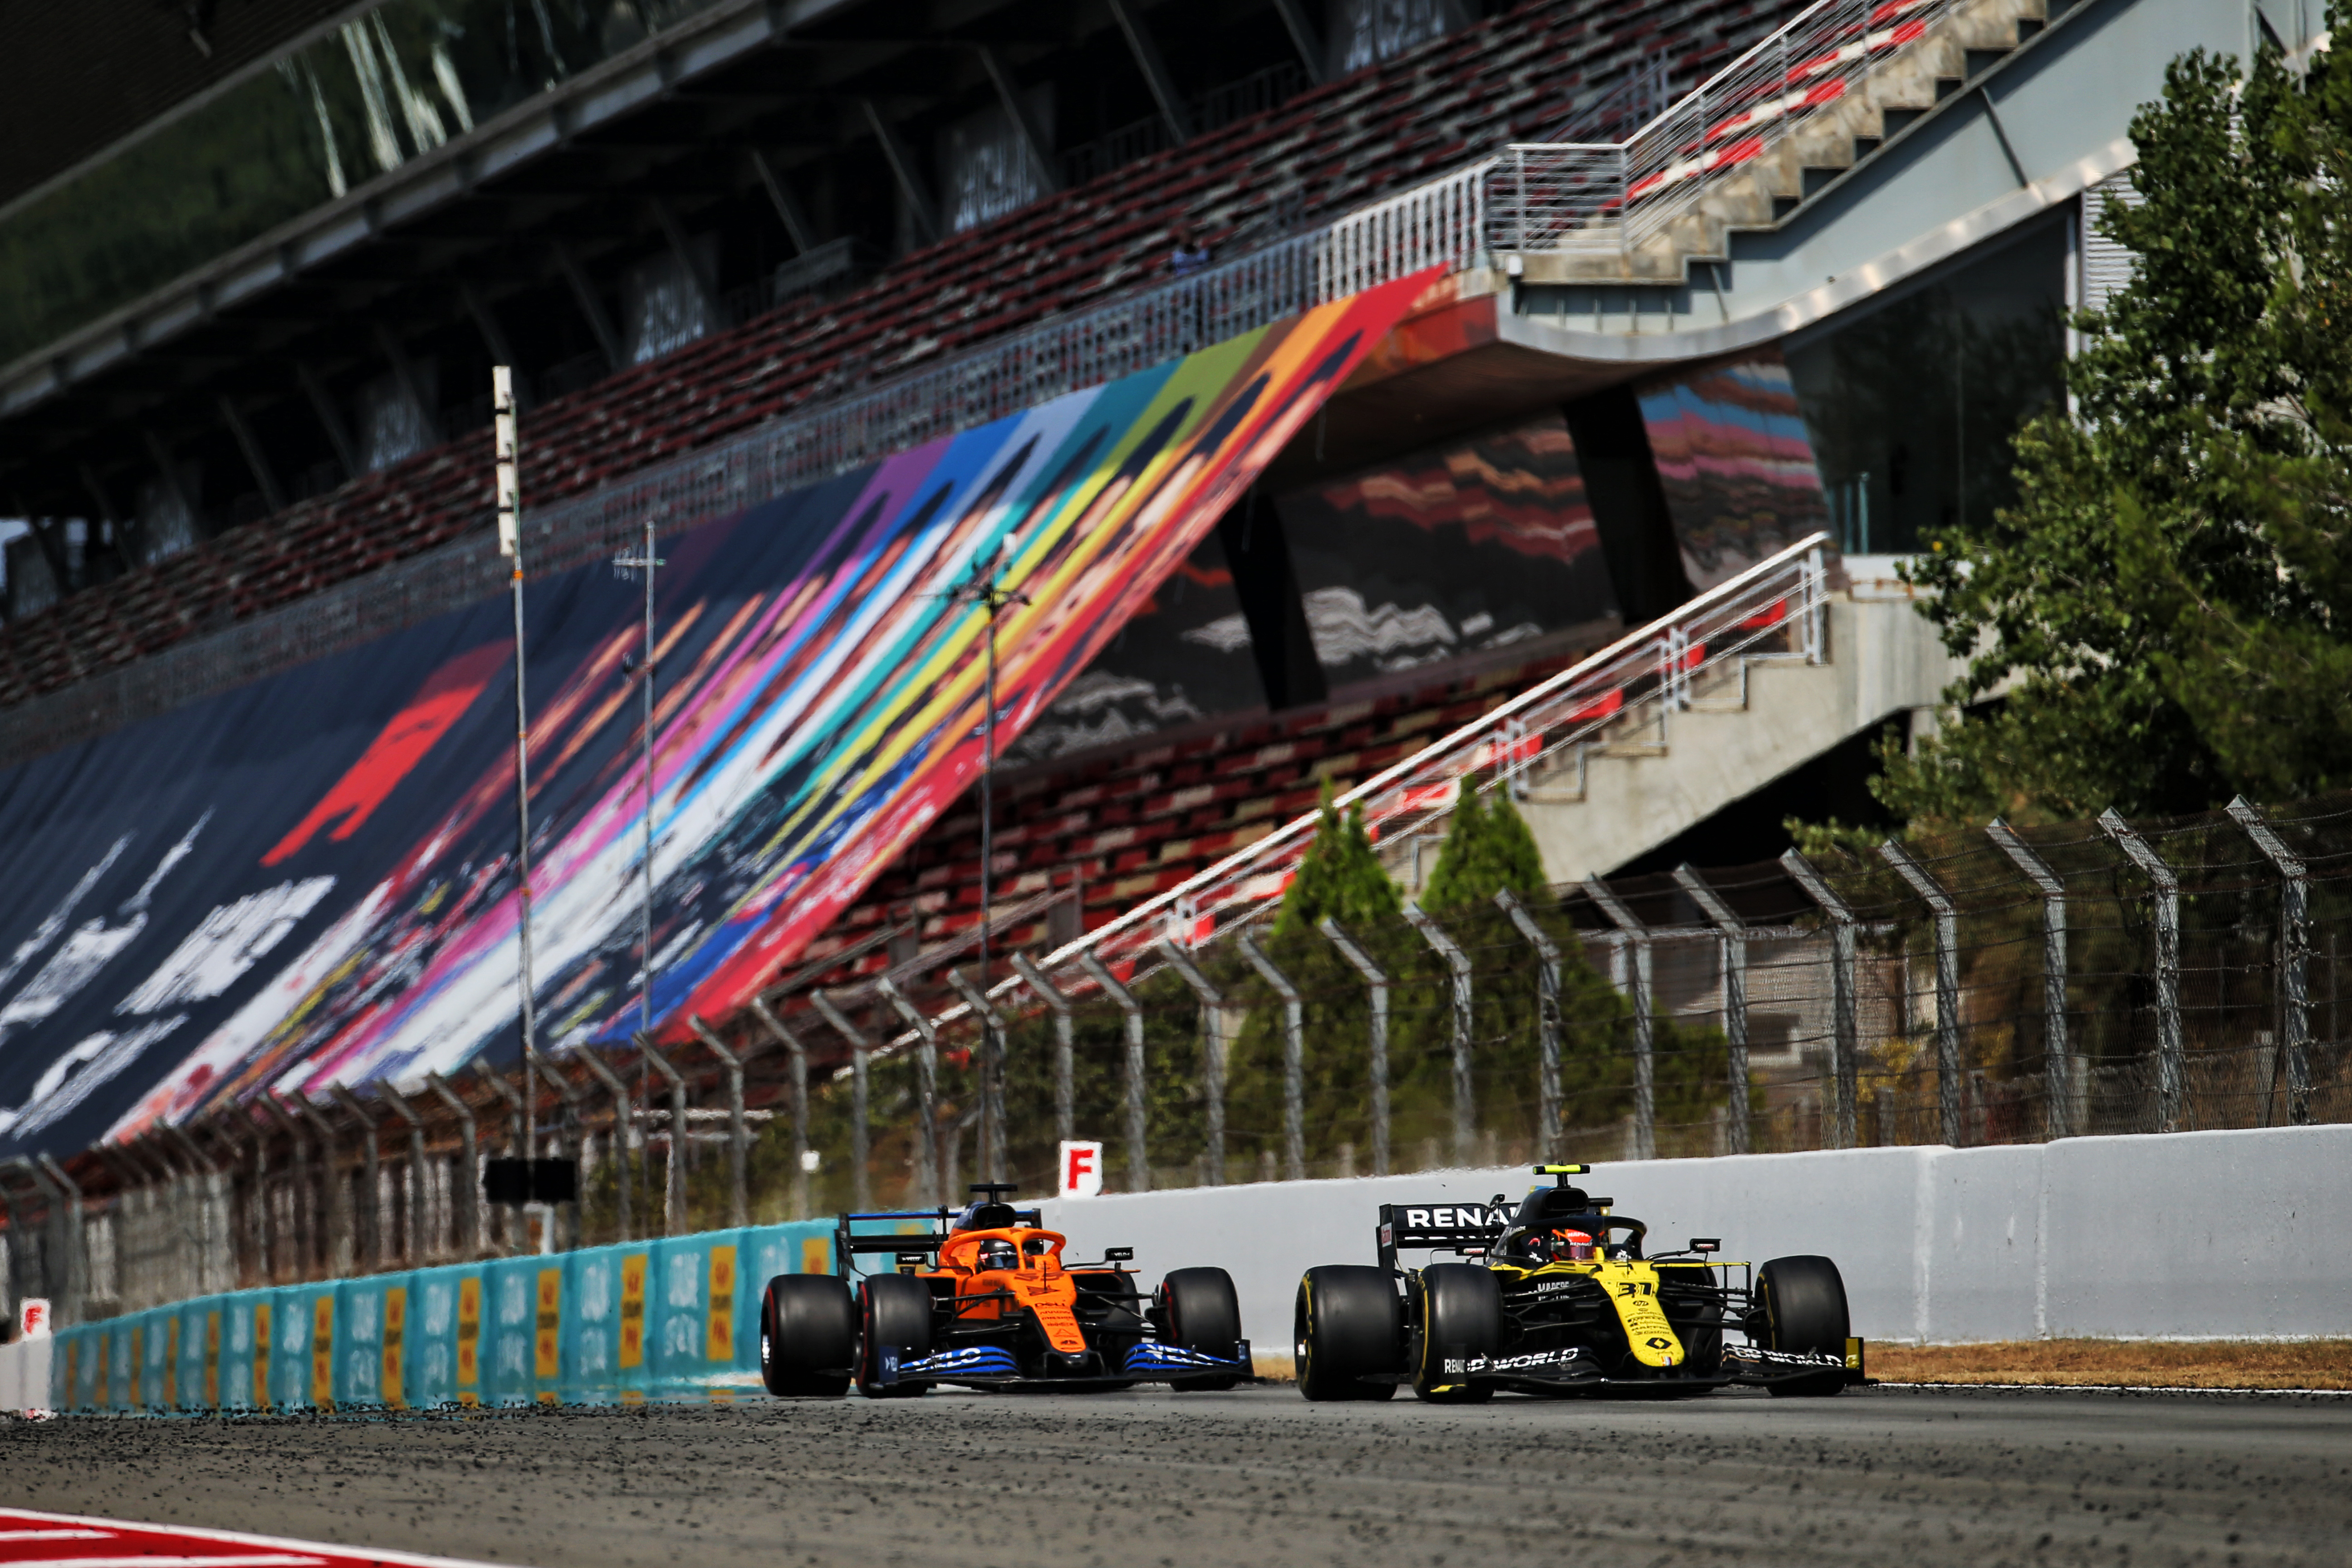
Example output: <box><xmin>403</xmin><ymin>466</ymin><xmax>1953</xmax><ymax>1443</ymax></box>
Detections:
<box><xmin>1011</xmin><ymin>955</ymin><xmax>1077</xmax><ymax>1149</ymax></box>
<box><xmin>1079</xmin><ymin>952</ymin><xmax>1150</xmax><ymax>1193</ymax></box>
<box><xmin>1154</xmin><ymin>939</ymin><xmax>1227</xmax><ymax>1186</ymax></box>
<box><xmin>749</xmin><ymin>997</ymin><xmax>812</xmax><ymax>1220</ymax></box>
<box><xmin>1583</xmin><ymin>879</ymin><xmax>1657</xmax><ymax>1160</ymax></box>
<box><xmin>2100</xmin><ymin>809</ymin><xmax>2183</xmax><ymax>1132</ymax></box>
<box><xmin>568</xmin><ymin>1048</ymin><xmax>635</xmax><ymax>1242</ymax></box>
<box><xmin>1780</xmin><ymin>849</ymin><xmax>1859</xmax><ymax>1150</ymax></box>
<box><xmin>810</xmin><ymin>991</ymin><xmax>873</xmax><ymax>1210</ymax></box>
<box><xmin>373</xmin><ymin>1088</ymin><xmax>428</xmax><ymax>1265</ymax></box>
<box><xmin>1673</xmin><ymin>865</ymin><xmax>1751</xmax><ymax>1155</ymax></box>
<box><xmin>1988</xmin><ymin>819</ymin><xmax>2073</xmax><ymax>1139</ymax></box>
<box><xmin>293</xmin><ymin>1096</ymin><xmax>353</xmax><ymax>1274</ymax></box>
<box><xmin>1319</xmin><ymin>918</ymin><xmax>1391</xmax><ymax>1177</ymax></box>
<box><xmin>945</xmin><ymin>969</ymin><xmax>1009</xmax><ymax>1185</ymax></box>
<box><xmin>524</xmin><ymin>1043</ymin><xmax>588</xmax><ymax>1250</ymax></box>
<box><xmin>472</xmin><ymin>1062</ymin><xmax>528</xmax><ymax>1253</ymax></box>
<box><xmin>1236</xmin><ymin>929</ymin><xmax>1307</xmax><ymax>1181</ymax></box>
<box><xmin>689</xmin><ymin>1016</ymin><xmax>756</xmax><ymax>1227</ymax></box>
<box><xmin>327</xmin><ymin>1083</ymin><xmax>386</xmax><ymax>1269</ymax></box>
<box><xmin>424</xmin><ymin>1073</ymin><xmax>480</xmax><ymax>1257</ymax></box>
<box><xmin>2228</xmin><ymin>797</ymin><xmax>2311</xmax><ymax>1125</ymax></box>
<box><xmin>634</xmin><ymin>1035</ymin><xmax>691</xmax><ymax>1234</ymax></box>
<box><xmin>874</xmin><ymin>979</ymin><xmax>943</xmax><ymax>1208</ymax></box>
<box><xmin>1404</xmin><ymin>903</ymin><xmax>1478</xmax><ymax>1165</ymax></box>
<box><xmin>260</xmin><ymin>1094</ymin><xmax>315</xmax><ymax>1276</ymax></box>
<box><xmin>1881</xmin><ymin>842</ymin><xmax>1964</xmax><ymax>1147</ymax></box>
<box><xmin>206</xmin><ymin>1109</ymin><xmax>263</xmax><ymax>1285</ymax></box>
<box><xmin>1494</xmin><ymin>891</ymin><xmax>1563</xmax><ymax>1161</ymax></box>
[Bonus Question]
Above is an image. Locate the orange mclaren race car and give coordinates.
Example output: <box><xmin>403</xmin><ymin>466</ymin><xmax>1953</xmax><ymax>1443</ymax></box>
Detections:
<box><xmin>757</xmin><ymin>1185</ymin><xmax>1252</xmax><ymax>1396</ymax></box>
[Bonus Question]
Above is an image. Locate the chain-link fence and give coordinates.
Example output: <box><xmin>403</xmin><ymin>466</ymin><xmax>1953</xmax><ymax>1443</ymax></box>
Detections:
<box><xmin>7</xmin><ymin>790</ymin><xmax>2349</xmax><ymax>1327</ymax></box>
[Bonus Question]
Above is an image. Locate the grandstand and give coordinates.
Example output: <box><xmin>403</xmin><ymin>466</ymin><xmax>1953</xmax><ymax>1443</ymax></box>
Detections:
<box><xmin>0</xmin><ymin>0</ymin><xmax>2308</xmax><ymax>1317</ymax></box>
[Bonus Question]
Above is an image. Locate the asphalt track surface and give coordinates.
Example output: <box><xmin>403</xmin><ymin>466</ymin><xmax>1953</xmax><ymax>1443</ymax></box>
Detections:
<box><xmin>5</xmin><ymin>1385</ymin><xmax>2348</xmax><ymax>1568</ymax></box>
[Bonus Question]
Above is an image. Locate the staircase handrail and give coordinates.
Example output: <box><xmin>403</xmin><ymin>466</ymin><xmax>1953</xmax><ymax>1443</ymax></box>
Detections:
<box><xmin>996</xmin><ymin>531</ymin><xmax>1833</xmax><ymax>998</ymax></box>
<box><xmin>1490</xmin><ymin>0</ymin><xmax>1965</xmax><ymax>255</ymax></box>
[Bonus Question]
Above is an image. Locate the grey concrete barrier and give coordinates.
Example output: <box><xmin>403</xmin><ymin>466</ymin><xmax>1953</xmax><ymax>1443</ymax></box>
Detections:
<box><xmin>1036</xmin><ymin>1124</ymin><xmax>2352</xmax><ymax>1361</ymax></box>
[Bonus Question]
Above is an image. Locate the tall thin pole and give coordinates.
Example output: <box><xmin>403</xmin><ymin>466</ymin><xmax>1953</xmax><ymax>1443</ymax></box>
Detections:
<box><xmin>495</xmin><ymin>366</ymin><xmax>538</xmax><ymax>1161</ymax></box>
<box><xmin>616</xmin><ymin>517</ymin><xmax>663</xmax><ymax>1039</ymax></box>
<box><xmin>954</xmin><ymin>538</ymin><xmax>1024</xmax><ymax>1182</ymax></box>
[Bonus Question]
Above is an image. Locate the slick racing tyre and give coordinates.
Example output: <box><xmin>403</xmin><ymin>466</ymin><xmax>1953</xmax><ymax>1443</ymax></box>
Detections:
<box><xmin>858</xmin><ymin>1273</ymin><xmax>936</xmax><ymax>1399</ymax></box>
<box><xmin>1159</xmin><ymin>1267</ymin><xmax>1244</xmax><ymax>1391</ymax></box>
<box><xmin>1295</xmin><ymin>1265</ymin><xmax>1401</xmax><ymax>1401</ymax></box>
<box><xmin>760</xmin><ymin>1274</ymin><xmax>857</xmax><ymax>1397</ymax></box>
<box><xmin>1757</xmin><ymin>1255</ymin><xmax>1850</xmax><ymax>1397</ymax></box>
<box><xmin>1410</xmin><ymin>1263</ymin><xmax>1500</xmax><ymax>1404</ymax></box>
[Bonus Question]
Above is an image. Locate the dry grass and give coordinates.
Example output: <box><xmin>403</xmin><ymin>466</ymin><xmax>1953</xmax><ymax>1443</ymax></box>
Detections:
<box><xmin>1872</xmin><ymin>1339</ymin><xmax>2352</xmax><ymax>1390</ymax></box>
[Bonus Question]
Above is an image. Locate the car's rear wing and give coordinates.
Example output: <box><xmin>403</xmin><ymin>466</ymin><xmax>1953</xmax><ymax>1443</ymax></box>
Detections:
<box><xmin>1375</xmin><ymin>1199</ymin><xmax>1521</xmax><ymax>1273</ymax></box>
<box><xmin>833</xmin><ymin>1207</ymin><xmax>1044</xmax><ymax>1275</ymax></box>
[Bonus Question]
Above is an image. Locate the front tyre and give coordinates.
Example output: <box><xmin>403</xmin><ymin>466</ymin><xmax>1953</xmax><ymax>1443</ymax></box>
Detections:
<box><xmin>1295</xmin><ymin>1265</ymin><xmax>1401</xmax><ymax>1402</ymax></box>
<box><xmin>1160</xmin><ymin>1266</ymin><xmax>1245</xmax><ymax>1391</ymax></box>
<box><xmin>760</xmin><ymin>1274</ymin><xmax>856</xmax><ymax>1397</ymax></box>
<box><xmin>1410</xmin><ymin>1264</ymin><xmax>1500</xmax><ymax>1404</ymax></box>
<box><xmin>1757</xmin><ymin>1255</ymin><xmax>1849</xmax><ymax>1398</ymax></box>
<box><xmin>857</xmin><ymin>1273</ymin><xmax>936</xmax><ymax>1399</ymax></box>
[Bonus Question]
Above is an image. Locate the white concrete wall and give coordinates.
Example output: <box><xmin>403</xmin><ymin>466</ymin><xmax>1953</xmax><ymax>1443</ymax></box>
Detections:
<box><xmin>1035</xmin><ymin>1124</ymin><xmax>2352</xmax><ymax>1362</ymax></box>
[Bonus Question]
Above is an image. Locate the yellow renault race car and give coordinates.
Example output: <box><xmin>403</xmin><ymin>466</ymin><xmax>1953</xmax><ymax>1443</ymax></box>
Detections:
<box><xmin>1293</xmin><ymin>1165</ymin><xmax>1867</xmax><ymax>1401</ymax></box>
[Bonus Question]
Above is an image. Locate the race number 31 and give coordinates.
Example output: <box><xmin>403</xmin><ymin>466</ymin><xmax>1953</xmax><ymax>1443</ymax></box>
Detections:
<box><xmin>1059</xmin><ymin>1140</ymin><xmax>1104</xmax><ymax>1199</ymax></box>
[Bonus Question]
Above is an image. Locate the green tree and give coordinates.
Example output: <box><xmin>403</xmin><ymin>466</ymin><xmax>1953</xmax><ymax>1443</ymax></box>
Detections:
<box><xmin>1870</xmin><ymin>34</ymin><xmax>2352</xmax><ymax>830</ymax></box>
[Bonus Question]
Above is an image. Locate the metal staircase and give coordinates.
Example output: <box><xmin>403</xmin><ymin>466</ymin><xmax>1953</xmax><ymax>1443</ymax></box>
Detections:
<box><xmin>1490</xmin><ymin>0</ymin><xmax>2066</xmax><ymax>282</ymax></box>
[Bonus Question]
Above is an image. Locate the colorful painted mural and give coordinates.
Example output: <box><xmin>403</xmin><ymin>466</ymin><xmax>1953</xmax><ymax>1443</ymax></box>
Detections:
<box><xmin>1636</xmin><ymin>352</ymin><xmax>1831</xmax><ymax>590</ymax></box>
<box><xmin>0</xmin><ymin>272</ymin><xmax>1434</xmax><ymax>1159</ymax></box>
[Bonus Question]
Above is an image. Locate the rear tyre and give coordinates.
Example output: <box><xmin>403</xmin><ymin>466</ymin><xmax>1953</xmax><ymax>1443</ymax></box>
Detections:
<box><xmin>1295</xmin><ymin>1266</ymin><xmax>1401</xmax><ymax>1402</ymax></box>
<box><xmin>1160</xmin><ymin>1267</ymin><xmax>1245</xmax><ymax>1391</ymax></box>
<box><xmin>1757</xmin><ymin>1255</ymin><xmax>1849</xmax><ymax>1398</ymax></box>
<box><xmin>1411</xmin><ymin>1264</ymin><xmax>1500</xmax><ymax>1404</ymax></box>
<box><xmin>857</xmin><ymin>1273</ymin><xmax>935</xmax><ymax>1399</ymax></box>
<box><xmin>760</xmin><ymin>1274</ymin><xmax>856</xmax><ymax>1397</ymax></box>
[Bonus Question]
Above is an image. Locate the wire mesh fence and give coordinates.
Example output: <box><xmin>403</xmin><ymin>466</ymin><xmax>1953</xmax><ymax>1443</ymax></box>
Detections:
<box><xmin>10</xmin><ymin>789</ymin><xmax>2352</xmax><ymax>1326</ymax></box>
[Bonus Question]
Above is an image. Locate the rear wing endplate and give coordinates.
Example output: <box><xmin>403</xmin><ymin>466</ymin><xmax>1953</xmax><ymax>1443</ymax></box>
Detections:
<box><xmin>1375</xmin><ymin>1200</ymin><xmax>1516</xmax><ymax>1273</ymax></box>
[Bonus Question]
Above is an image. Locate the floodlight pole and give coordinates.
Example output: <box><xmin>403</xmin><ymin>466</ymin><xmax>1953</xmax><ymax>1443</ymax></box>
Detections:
<box><xmin>950</xmin><ymin>539</ymin><xmax>1025</xmax><ymax>1178</ymax></box>
<box><xmin>494</xmin><ymin>365</ymin><xmax>539</xmax><ymax>1160</ymax></box>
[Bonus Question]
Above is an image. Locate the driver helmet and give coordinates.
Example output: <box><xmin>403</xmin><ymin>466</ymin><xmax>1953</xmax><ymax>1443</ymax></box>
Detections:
<box><xmin>1554</xmin><ymin>1228</ymin><xmax>1597</xmax><ymax>1262</ymax></box>
<box><xmin>976</xmin><ymin>1239</ymin><xmax>1019</xmax><ymax>1272</ymax></box>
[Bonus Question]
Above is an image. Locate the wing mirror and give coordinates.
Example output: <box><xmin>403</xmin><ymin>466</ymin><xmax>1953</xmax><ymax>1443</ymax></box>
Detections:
<box><xmin>1104</xmin><ymin>1246</ymin><xmax>1136</xmax><ymax>1262</ymax></box>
